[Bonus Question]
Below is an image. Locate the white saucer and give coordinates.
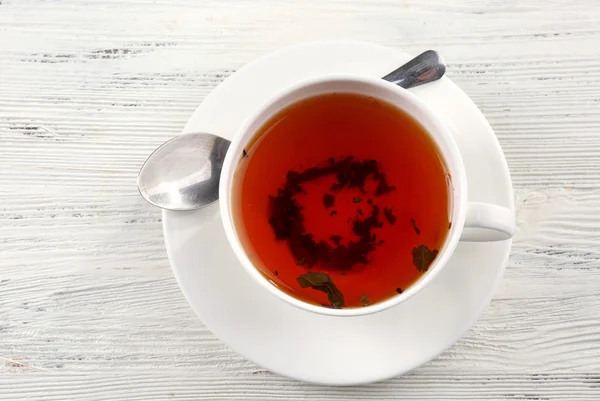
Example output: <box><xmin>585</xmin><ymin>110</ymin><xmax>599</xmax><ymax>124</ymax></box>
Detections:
<box><xmin>163</xmin><ymin>41</ymin><xmax>514</xmax><ymax>386</ymax></box>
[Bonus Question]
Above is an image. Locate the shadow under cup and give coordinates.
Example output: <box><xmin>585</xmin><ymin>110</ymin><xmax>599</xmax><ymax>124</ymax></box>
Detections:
<box><xmin>220</xmin><ymin>76</ymin><xmax>467</xmax><ymax>317</ymax></box>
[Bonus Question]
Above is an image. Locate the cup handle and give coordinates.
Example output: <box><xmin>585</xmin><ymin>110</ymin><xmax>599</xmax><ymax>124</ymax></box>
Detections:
<box><xmin>460</xmin><ymin>202</ymin><xmax>515</xmax><ymax>242</ymax></box>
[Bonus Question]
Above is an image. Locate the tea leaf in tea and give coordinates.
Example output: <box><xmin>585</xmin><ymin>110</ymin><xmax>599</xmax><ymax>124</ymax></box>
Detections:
<box><xmin>323</xmin><ymin>193</ymin><xmax>335</xmax><ymax>209</ymax></box>
<box><xmin>297</xmin><ymin>272</ymin><xmax>345</xmax><ymax>308</ymax></box>
<box><xmin>384</xmin><ymin>208</ymin><xmax>396</xmax><ymax>225</ymax></box>
<box><xmin>410</xmin><ymin>217</ymin><xmax>421</xmax><ymax>235</ymax></box>
<box><xmin>374</xmin><ymin>174</ymin><xmax>396</xmax><ymax>195</ymax></box>
<box><xmin>329</xmin><ymin>235</ymin><xmax>342</xmax><ymax>246</ymax></box>
<box><xmin>359</xmin><ymin>294</ymin><xmax>372</xmax><ymax>306</ymax></box>
<box><xmin>412</xmin><ymin>244</ymin><xmax>438</xmax><ymax>272</ymax></box>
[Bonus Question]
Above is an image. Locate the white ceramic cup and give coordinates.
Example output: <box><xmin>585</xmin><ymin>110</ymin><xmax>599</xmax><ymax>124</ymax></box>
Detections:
<box><xmin>219</xmin><ymin>75</ymin><xmax>515</xmax><ymax>317</ymax></box>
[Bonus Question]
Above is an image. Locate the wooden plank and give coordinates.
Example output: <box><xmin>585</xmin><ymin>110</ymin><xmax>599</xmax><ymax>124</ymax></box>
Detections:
<box><xmin>1</xmin><ymin>373</ymin><xmax>600</xmax><ymax>400</ymax></box>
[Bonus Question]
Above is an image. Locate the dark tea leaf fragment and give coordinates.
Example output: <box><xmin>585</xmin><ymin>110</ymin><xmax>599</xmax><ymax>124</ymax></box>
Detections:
<box><xmin>243</xmin><ymin>148</ymin><xmax>248</xmax><ymax>158</ymax></box>
<box><xmin>383</xmin><ymin>208</ymin><xmax>396</xmax><ymax>225</ymax></box>
<box><xmin>329</xmin><ymin>210</ymin><xmax>337</xmax><ymax>216</ymax></box>
<box><xmin>268</xmin><ymin>190</ymin><xmax>302</xmax><ymax>240</ymax></box>
<box><xmin>274</xmin><ymin>270</ymin><xmax>279</xmax><ymax>276</ymax></box>
<box><xmin>297</xmin><ymin>272</ymin><xmax>345</xmax><ymax>308</ymax></box>
<box><xmin>353</xmin><ymin>197</ymin><xmax>363</xmax><ymax>203</ymax></box>
<box><xmin>412</xmin><ymin>244</ymin><xmax>438</xmax><ymax>272</ymax></box>
<box><xmin>448</xmin><ymin>221</ymin><xmax>452</xmax><ymax>229</ymax></box>
<box><xmin>396</xmin><ymin>287</ymin><xmax>403</xmax><ymax>294</ymax></box>
<box><xmin>360</xmin><ymin>294</ymin><xmax>372</xmax><ymax>306</ymax></box>
<box><xmin>374</xmin><ymin>174</ymin><xmax>396</xmax><ymax>196</ymax></box>
<box><xmin>410</xmin><ymin>218</ymin><xmax>421</xmax><ymax>235</ymax></box>
<box><xmin>323</xmin><ymin>193</ymin><xmax>335</xmax><ymax>209</ymax></box>
<box><xmin>296</xmin><ymin>258</ymin><xmax>306</xmax><ymax>266</ymax></box>
<box><xmin>291</xmin><ymin>156</ymin><xmax>354</xmax><ymax>184</ymax></box>
<box><xmin>330</xmin><ymin>235</ymin><xmax>343</xmax><ymax>246</ymax></box>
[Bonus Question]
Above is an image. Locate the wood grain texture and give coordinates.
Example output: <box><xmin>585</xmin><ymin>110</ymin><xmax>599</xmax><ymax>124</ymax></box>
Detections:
<box><xmin>1</xmin><ymin>0</ymin><xmax>600</xmax><ymax>399</ymax></box>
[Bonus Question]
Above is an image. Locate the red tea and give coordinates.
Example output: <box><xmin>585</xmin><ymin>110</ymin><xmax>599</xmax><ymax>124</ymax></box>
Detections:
<box><xmin>232</xmin><ymin>93</ymin><xmax>450</xmax><ymax>309</ymax></box>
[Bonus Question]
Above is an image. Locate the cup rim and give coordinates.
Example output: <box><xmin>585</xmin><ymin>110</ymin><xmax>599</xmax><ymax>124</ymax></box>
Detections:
<box><xmin>219</xmin><ymin>74</ymin><xmax>468</xmax><ymax>317</ymax></box>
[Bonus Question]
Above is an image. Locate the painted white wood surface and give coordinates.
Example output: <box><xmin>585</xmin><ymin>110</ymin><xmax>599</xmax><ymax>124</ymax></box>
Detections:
<box><xmin>1</xmin><ymin>0</ymin><xmax>600</xmax><ymax>399</ymax></box>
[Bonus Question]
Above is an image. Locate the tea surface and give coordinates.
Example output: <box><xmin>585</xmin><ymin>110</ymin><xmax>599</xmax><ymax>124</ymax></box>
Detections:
<box><xmin>233</xmin><ymin>93</ymin><xmax>449</xmax><ymax>308</ymax></box>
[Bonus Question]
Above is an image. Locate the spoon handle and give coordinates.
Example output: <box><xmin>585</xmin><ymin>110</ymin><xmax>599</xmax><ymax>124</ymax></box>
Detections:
<box><xmin>382</xmin><ymin>50</ymin><xmax>446</xmax><ymax>89</ymax></box>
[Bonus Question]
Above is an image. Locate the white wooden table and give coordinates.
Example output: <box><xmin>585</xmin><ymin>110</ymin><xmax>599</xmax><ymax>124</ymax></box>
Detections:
<box><xmin>2</xmin><ymin>0</ymin><xmax>600</xmax><ymax>399</ymax></box>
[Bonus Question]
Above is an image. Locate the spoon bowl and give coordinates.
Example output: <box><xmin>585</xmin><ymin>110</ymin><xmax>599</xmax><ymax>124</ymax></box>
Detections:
<box><xmin>138</xmin><ymin>133</ymin><xmax>230</xmax><ymax>211</ymax></box>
